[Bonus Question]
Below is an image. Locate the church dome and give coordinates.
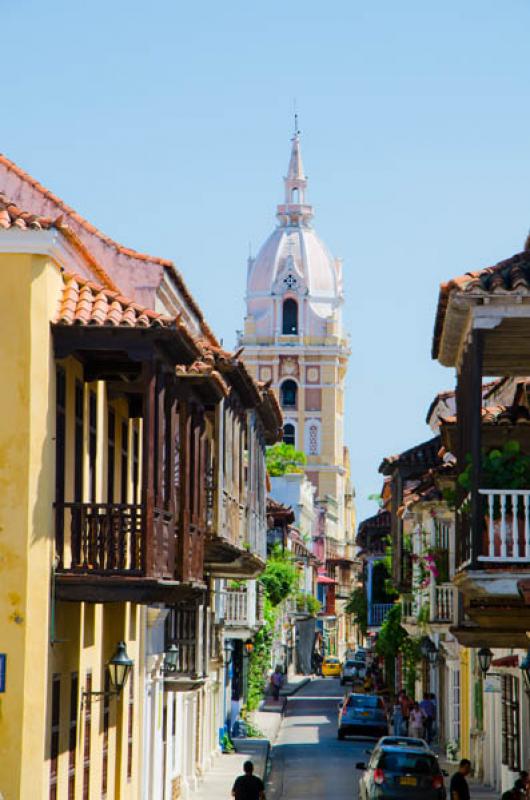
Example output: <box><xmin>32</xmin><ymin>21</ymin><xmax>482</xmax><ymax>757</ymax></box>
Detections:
<box><xmin>246</xmin><ymin>126</ymin><xmax>343</xmax><ymax>323</ymax></box>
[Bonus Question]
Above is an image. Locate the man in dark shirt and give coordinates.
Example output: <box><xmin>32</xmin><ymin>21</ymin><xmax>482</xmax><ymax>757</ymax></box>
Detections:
<box><xmin>232</xmin><ymin>760</ymin><xmax>266</xmax><ymax>800</ymax></box>
<box><xmin>450</xmin><ymin>759</ymin><xmax>471</xmax><ymax>800</ymax></box>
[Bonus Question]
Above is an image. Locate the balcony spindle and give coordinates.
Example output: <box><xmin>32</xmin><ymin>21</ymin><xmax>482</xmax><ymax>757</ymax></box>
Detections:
<box><xmin>523</xmin><ymin>494</ymin><xmax>530</xmax><ymax>558</ymax></box>
<box><xmin>500</xmin><ymin>493</ymin><xmax>507</xmax><ymax>559</ymax></box>
<box><xmin>487</xmin><ymin>493</ymin><xmax>495</xmax><ymax>558</ymax></box>
<box><xmin>512</xmin><ymin>493</ymin><xmax>520</xmax><ymax>559</ymax></box>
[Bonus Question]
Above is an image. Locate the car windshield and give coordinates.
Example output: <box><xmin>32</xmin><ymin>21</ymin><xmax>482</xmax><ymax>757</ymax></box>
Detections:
<box><xmin>378</xmin><ymin>753</ymin><xmax>439</xmax><ymax>775</ymax></box>
<box><xmin>325</xmin><ymin>658</ymin><xmax>339</xmax><ymax>664</ymax></box>
<box><xmin>347</xmin><ymin>695</ymin><xmax>383</xmax><ymax>709</ymax></box>
<box><xmin>345</xmin><ymin>661</ymin><xmax>356</xmax><ymax>668</ymax></box>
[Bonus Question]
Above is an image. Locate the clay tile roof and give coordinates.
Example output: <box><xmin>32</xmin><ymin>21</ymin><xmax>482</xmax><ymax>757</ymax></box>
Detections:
<box><xmin>0</xmin><ymin>192</ymin><xmax>53</xmax><ymax>230</ymax></box>
<box><xmin>379</xmin><ymin>436</ymin><xmax>442</xmax><ymax>476</ymax></box>
<box><xmin>56</xmin><ymin>272</ymin><xmax>175</xmax><ymax>329</ymax></box>
<box><xmin>441</xmin><ymin>404</ymin><xmax>530</xmax><ymax>427</ymax></box>
<box><xmin>432</xmin><ymin>248</ymin><xmax>530</xmax><ymax>359</ymax></box>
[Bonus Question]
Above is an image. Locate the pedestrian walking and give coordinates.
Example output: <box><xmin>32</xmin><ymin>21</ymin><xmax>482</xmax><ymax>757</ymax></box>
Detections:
<box><xmin>409</xmin><ymin>702</ymin><xmax>426</xmax><ymax>739</ymax></box>
<box><xmin>419</xmin><ymin>692</ymin><xmax>436</xmax><ymax>743</ymax></box>
<box><xmin>449</xmin><ymin>759</ymin><xmax>471</xmax><ymax>800</ymax></box>
<box><xmin>270</xmin><ymin>665</ymin><xmax>284</xmax><ymax>701</ymax></box>
<box><xmin>232</xmin><ymin>761</ymin><xmax>266</xmax><ymax>800</ymax></box>
<box><xmin>397</xmin><ymin>690</ymin><xmax>410</xmax><ymax>735</ymax></box>
<box><xmin>392</xmin><ymin>695</ymin><xmax>404</xmax><ymax>736</ymax></box>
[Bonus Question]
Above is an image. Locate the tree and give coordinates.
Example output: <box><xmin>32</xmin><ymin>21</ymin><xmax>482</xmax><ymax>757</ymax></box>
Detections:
<box><xmin>345</xmin><ymin>588</ymin><xmax>368</xmax><ymax>635</ymax></box>
<box><xmin>266</xmin><ymin>443</ymin><xmax>307</xmax><ymax>477</ymax></box>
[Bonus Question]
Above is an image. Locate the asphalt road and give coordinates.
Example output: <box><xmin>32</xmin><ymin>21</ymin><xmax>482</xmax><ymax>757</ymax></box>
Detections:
<box><xmin>267</xmin><ymin>678</ymin><xmax>376</xmax><ymax>800</ymax></box>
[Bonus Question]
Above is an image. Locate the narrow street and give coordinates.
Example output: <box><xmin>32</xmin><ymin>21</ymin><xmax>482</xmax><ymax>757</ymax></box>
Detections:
<box><xmin>267</xmin><ymin>678</ymin><xmax>367</xmax><ymax>800</ymax></box>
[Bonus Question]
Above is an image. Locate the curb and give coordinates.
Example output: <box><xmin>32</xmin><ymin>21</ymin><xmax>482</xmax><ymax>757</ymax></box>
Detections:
<box><xmin>280</xmin><ymin>676</ymin><xmax>311</xmax><ymax>697</ymax></box>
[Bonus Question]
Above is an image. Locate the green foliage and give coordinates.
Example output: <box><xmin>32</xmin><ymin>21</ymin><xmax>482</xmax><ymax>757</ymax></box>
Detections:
<box><xmin>458</xmin><ymin>440</ymin><xmax>530</xmax><ymax>492</ymax></box>
<box><xmin>246</xmin><ymin>598</ymin><xmax>278</xmax><ymax>711</ymax></box>
<box><xmin>266</xmin><ymin>443</ymin><xmax>307</xmax><ymax>476</ymax></box>
<box><xmin>295</xmin><ymin>592</ymin><xmax>321</xmax><ymax>615</ymax></box>
<box><xmin>345</xmin><ymin>588</ymin><xmax>368</xmax><ymax>635</ymax></box>
<box><xmin>376</xmin><ymin>605</ymin><xmax>422</xmax><ymax>694</ymax></box>
<box><xmin>259</xmin><ymin>546</ymin><xmax>298</xmax><ymax>607</ymax></box>
<box><xmin>221</xmin><ymin>732</ymin><xmax>235</xmax><ymax>753</ymax></box>
<box><xmin>416</xmin><ymin>603</ymin><xmax>430</xmax><ymax>627</ymax></box>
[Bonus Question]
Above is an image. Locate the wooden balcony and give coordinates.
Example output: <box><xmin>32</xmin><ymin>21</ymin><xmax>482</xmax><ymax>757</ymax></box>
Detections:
<box><xmin>54</xmin><ymin>501</ymin><xmax>203</xmax><ymax>602</ymax></box>
<box><xmin>205</xmin><ymin>491</ymin><xmax>266</xmax><ymax>578</ymax></box>
<box><xmin>163</xmin><ymin>603</ymin><xmax>207</xmax><ymax>690</ymax></box>
<box><xmin>453</xmin><ymin>487</ymin><xmax>530</xmax><ymax>647</ymax></box>
<box><xmin>367</xmin><ymin>602</ymin><xmax>394</xmax><ymax>628</ymax></box>
<box><xmin>222</xmin><ymin>584</ymin><xmax>263</xmax><ymax>634</ymax></box>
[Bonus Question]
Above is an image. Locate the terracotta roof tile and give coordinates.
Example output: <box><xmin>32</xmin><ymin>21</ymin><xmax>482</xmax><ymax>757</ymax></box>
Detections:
<box><xmin>0</xmin><ymin>154</ymin><xmax>220</xmax><ymax>346</ymax></box>
<box><xmin>0</xmin><ymin>192</ymin><xmax>52</xmax><ymax>230</ymax></box>
<box><xmin>56</xmin><ymin>272</ymin><xmax>175</xmax><ymax>329</ymax></box>
<box><xmin>433</xmin><ymin>248</ymin><xmax>530</xmax><ymax>359</ymax></box>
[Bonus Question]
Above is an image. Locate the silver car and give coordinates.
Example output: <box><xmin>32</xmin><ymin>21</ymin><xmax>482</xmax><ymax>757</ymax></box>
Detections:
<box><xmin>340</xmin><ymin>659</ymin><xmax>366</xmax><ymax>686</ymax></box>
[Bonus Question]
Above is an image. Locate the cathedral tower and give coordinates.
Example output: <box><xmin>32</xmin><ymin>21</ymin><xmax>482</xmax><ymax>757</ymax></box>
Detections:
<box><xmin>239</xmin><ymin>124</ymin><xmax>351</xmax><ymax>537</ymax></box>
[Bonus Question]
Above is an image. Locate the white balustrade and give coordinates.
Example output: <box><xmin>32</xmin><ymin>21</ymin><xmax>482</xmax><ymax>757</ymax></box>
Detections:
<box><xmin>479</xmin><ymin>489</ymin><xmax>530</xmax><ymax>562</ymax></box>
<box><xmin>432</xmin><ymin>584</ymin><xmax>455</xmax><ymax>622</ymax></box>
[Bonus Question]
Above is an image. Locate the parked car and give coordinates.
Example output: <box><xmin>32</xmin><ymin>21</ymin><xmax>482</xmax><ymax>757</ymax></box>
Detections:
<box><xmin>340</xmin><ymin>659</ymin><xmax>366</xmax><ymax>685</ymax></box>
<box><xmin>337</xmin><ymin>693</ymin><xmax>388</xmax><ymax>740</ymax></box>
<box><xmin>356</xmin><ymin>742</ymin><xmax>446</xmax><ymax>799</ymax></box>
<box><xmin>375</xmin><ymin>736</ymin><xmax>430</xmax><ymax>750</ymax></box>
<box><xmin>321</xmin><ymin>656</ymin><xmax>341</xmax><ymax>677</ymax></box>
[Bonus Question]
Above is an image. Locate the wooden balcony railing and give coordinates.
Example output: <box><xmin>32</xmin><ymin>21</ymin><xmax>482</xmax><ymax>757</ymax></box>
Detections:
<box><xmin>56</xmin><ymin>502</ymin><xmax>146</xmax><ymax>575</ymax></box>
<box><xmin>368</xmin><ymin>602</ymin><xmax>394</xmax><ymax>627</ymax></box>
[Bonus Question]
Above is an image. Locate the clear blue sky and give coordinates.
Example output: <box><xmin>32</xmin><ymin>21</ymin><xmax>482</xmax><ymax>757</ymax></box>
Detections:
<box><xmin>4</xmin><ymin>0</ymin><xmax>530</xmax><ymax>522</ymax></box>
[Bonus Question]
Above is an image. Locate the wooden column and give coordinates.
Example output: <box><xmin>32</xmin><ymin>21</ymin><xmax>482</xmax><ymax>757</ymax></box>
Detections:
<box><xmin>469</xmin><ymin>330</ymin><xmax>484</xmax><ymax>567</ymax></box>
<box><xmin>177</xmin><ymin>394</ymin><xmax>191</xmax><ymax>582</ymax></box>
<box><xmin>142</xmin><ymin>361</ymin><xmax>156</xmax><ymax>576</ymax></box>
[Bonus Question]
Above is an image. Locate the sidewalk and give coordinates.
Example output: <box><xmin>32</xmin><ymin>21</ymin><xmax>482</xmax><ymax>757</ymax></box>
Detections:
<box><xmin>435</xmin><ymin>753</ymin><xmax>497</xmax><ymax>799</ymax></box>
<box><xmin>191</xmin><ymin>677</ymin><xmax>311</xmax><ymax>799</ymax></box>
<box><xmin>261</xmin><ymin>674</ymin><xmax>311</xmax><ymax>711</ymax></box>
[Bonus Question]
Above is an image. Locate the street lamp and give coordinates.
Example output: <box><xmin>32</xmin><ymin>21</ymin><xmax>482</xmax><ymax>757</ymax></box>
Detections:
<box><xmin>162</xmin><ymin>643</ymin><xmax>180</xmax><ymax>675</ymax></box>
<box><xmin>520</xmin><ymin>649</ymin><xmax>530</xmax><ymax>693</ymax></box>
<box><xmin>82</xmin><ymin>641</ymin><xmax>133</xmax><ymax>705</ymax></box>
<box><xmin>244</xmin><ymin>639</ymin><xmax>254</xmax><ymax>655</ymax></box>
<box><xmin>427</xmin><ymin>644</ymin><xmax>439</xmax><ymax>666</ymax></box>
<box><xmin>478</xmin><ymin>647</ymin><xmax>493</xmax><ymax>677</ymax></box>
<box><xmin>224</xmin><ymin>639</ymin><xmax>234</xmax><ymax>666</ymax></box>
<box><xmin>107</xmin><ymin>641</ymin><xmax>134</xmax><ymax>693</ymax></box>
<box><xmin>420</xmin><ymin>636</ymin><xmax>436</xmax><ymax>661</ymax></box>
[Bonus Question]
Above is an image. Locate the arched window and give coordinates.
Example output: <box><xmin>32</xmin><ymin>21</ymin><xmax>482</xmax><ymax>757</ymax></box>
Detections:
<box><xmin>283</xmin><ymin>423</ymin><xmax>295</xmax><ymax>446</ymax></box>
<box><xmin>282</xmin><ymin>299</ymin><xmax>298</xmax><ymax>335</ymax></box>
<box><xmin>280</xmin><ymin>380</ymin><xmax>297</xmax><ymax>408</ymax></box>
<box><xmin>291</xmin><ymin>187</ymin><xmax>299</xmax><ymax>203</ymax></box>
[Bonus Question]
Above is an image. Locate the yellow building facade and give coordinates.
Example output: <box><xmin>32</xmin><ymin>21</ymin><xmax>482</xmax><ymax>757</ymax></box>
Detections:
<box><xmin>0</xmin><ymin>243</ymin><xmax>147</xmax><ymax>799</ymax></box>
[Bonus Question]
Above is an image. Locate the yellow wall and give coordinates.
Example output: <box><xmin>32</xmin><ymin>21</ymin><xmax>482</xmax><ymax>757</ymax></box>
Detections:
<box><xmin>460</xmin><ymin>648</ymin><xmax>471</xmax><ymax>760</ymax></box>
<box><xmin>0</xmin><ymin>253</ymin><xmax>143</xmax><ymax>800</ymax></box>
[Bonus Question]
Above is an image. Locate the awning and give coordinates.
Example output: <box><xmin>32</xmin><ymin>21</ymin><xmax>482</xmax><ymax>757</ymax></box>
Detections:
<box><xmin>317</xmin><ymin>576</ymin><xmax>337</xmax><ymax>585</ymax></box>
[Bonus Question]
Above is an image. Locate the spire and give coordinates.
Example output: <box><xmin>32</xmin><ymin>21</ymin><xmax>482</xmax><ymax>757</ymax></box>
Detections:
<box><xmin>277</xmin><ymin>117</ymin><xmax>313</xmax><ymax>228</ymax></box>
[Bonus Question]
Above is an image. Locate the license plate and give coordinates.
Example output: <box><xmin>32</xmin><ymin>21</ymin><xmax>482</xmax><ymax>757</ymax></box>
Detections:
<box><xmin>360</xmin><ymin>711</ymin><xmax>370</xmax><ymax>716</ymax></box>
<box><xmin>399</xmin><ymin>777</ymin><xmax>417</xmax><ymax>786</ymax></box>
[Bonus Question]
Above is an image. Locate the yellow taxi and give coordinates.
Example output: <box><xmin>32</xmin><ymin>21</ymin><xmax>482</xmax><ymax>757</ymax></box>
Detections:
<box><xmin>321</xmin><ymin>656</ymin><xmax>342</xmax><ymax>677</ymax></box>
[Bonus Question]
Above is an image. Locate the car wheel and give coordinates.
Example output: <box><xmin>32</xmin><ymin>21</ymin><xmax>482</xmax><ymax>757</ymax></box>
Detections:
<box><xmin>337</xmin><ymin>729</ymin><xmax>346</xmax><ymax>740</ymax></box>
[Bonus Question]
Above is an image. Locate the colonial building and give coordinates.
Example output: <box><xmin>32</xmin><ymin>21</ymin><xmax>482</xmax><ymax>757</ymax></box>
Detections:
<box><xmin>238</xmin><ymin>125</ymin><xmax>355</xmax><ymax>654</ymax></box>
<box><xmin>0</xmin><ymin>159</ymin><xmax>281</xmax><ymax>800</ymax></box>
